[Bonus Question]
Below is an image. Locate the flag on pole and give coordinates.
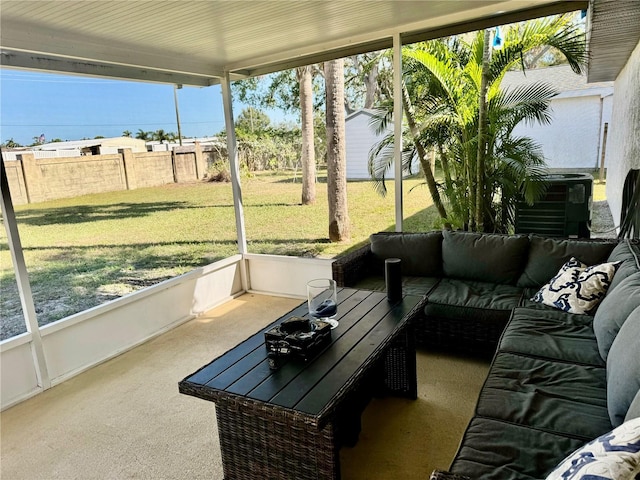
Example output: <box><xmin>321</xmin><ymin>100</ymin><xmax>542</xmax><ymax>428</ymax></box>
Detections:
<box><xmin>492</xmin><ymin>27</ymin><xmax>503</xmax><ymax>50</ymax></box>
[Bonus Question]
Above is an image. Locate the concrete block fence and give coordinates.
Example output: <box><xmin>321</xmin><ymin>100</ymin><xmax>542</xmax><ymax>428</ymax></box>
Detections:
<box><xmin>3</xmin><ymin>143</ymin><xmax>208</xmax><ymax>205</ymax></box>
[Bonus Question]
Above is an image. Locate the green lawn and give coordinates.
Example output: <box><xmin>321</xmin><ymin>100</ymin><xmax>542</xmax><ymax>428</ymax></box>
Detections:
<box><xmin>0</xmin><ymin>172</ymin><xmax>439</xmax><ymax>338</ymax></box>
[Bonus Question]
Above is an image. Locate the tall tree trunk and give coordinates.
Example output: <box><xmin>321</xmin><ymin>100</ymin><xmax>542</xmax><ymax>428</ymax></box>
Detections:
<box><xmin>401</xmin><ymin>84</ymin><xmax>450</xmax><ymax>227</ymax></box>
<box><xmin>363</xmin><ymin>62</ymin><xmax>379</xmax><ymax>109</ymax></box>
<box><xmin>298</xmin><ymin>66</ymin><xmax>316</xmax><ymax>205</ymax></box>
<box><xmin>324</xmin><ymin>59</ymin><xmax>350</xmax><ymax>242</ymax></box>
<box><xmin>475</xmin><ymin>29</ymin><xmax>491</xmax><ymax>232</ymax></box>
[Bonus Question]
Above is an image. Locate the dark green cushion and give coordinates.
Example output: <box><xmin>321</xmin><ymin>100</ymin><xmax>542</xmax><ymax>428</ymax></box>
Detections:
<box><xmin>442</xmin><ymin>231</ymin><xmax>529</xmax><ymax>285</ymax></box>
<box><xmin>369</xmin><ymin>231</ymin><xmax>443</xmax><ymax>276</ymax></box>
<box><xmin>477</xmin><ymin>352</ymin><xmax>611</xmax><ymax>440</ymax></box>
<box><xmin>425</xmin><ymin>278</ymin><xmax>523</xmax><ymax>316</ymax></box>
<box><xmin>517</xmin><ymin>236</ymin><xmax>616</xmax><ymax>288</ymax></box>
<box><xmin>499</xmin><ymin>307</ymin><xmax>603</xmax><ymax>366</ymax></box>
<box><xmin>606</xmin><ymin>240</ymin><xmax>640</xmax><ymax>292</ymax></box>
<box><xmin>607</xmin><ymin>305</ymin><xmax>640</xmax><ymax>426</ymax></box>
<box><xmin>450</xmin><ymin>417</ymin><xmax>585</xmax><ymax>480</ymax></box>
<box><xmin>593</xmin><ymin>272</ymin><xmax>640</xmax><ymax>360</ymax></box>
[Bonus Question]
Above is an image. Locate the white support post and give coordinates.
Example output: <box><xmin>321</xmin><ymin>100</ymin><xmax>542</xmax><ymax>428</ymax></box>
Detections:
<box><xmin>220</xmin><ymin>73</ymin><xmax>249</xmax><ymax>291</ymax></box>
<box><xmin>0</xmin><ymin>159</ymin><xmax>50</xmax><ymax>389</ymax></box>
<box><xmin>393</xmin><ymin>33</ymin><xmax>404</xmax><ymax>232</ymax></box>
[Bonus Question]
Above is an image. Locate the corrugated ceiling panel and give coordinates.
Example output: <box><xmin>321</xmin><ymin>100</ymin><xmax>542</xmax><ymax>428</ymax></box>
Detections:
<box><xmin>1</xmin><ymin>0</ymin><xmax>611</xmax><ymax>85</ymax></box>
<box><xmin>588</xmin><ymin>0</ymin><xmax>640</xmax><ymax>82</ymax></box>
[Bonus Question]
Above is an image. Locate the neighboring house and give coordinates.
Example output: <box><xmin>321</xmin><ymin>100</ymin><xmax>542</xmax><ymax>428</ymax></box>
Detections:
<box><xmin>345</xmin><ymin>109</ymin><xmax>419</xmax><ymax>180</ymax></box>
<box><xmin>501</xmin><ymin>65</ymin><xmax>614</xmax><ymax>171</ymax></box>
<box><xmin>345</xmin><ymin>109</ymin><xmax>385</xmax><ymax>180</ymax></box>
<box><xmin>38</xmin><ymin>136</ymin><xmax>147</xmax><ymax>155</ymax></box>
<box><xmin>147</xmin><ymin>136</ymin><xmax>223</xmax><ymax>152</ymax></box>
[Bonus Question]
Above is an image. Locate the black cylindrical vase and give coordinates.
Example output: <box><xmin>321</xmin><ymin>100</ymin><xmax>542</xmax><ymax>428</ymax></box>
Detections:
<box><xmin>385</xmin><ymin>258</ymin><xmax>402</xmax><ymax>303</ymax></box>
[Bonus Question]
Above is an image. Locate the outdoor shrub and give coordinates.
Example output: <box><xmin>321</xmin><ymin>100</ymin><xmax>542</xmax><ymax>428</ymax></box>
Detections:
<box><xmin>206</xmin><ymin>160</ymin><xmax>231</xmax><ymax>182</ymax></box>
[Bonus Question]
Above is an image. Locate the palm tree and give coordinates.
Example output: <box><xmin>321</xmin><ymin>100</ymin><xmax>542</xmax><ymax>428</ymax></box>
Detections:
<box><xmin>325</xmin><ymin>58</ymin><xmax>350</xmax><ymax>242</ymax></box>
<box><xmin>371</xmin><ymin>15</ymin><xmax>587</xmax><ymax>232</ymax></box>
<box><xmin>135</xmin><ymin>129</ymin><xmax>152</xmax><ymax>141</ymax></box>
<box><xmin>153</xmin><ymin>129</ymin><xmax>176</xmax><ymax>142</ymax></box>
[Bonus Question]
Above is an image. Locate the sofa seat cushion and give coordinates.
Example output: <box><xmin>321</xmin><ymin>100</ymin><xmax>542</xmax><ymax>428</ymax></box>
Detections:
<box><xmin>442</xmin><ymin>231</ymin><xmax>529</xmax><ymax>285</ymax></box>
<box><xmin>425</xmin><ymin>278</ymin><xmax>523</xmax><ymax>316</ymax></box>
<box><xmin>476</xmin><ymin>352</ymin><xmax>611</xmax><ymax>441</ymax></box>
<box><xmin>450</xmin><ymin>417</ymin><xmax>585</xmax><ymax>480</ymax></box>
<box><xmin>499</xmin><ymin>307</ymin><xmax>603</xmax><ymax>366</ymax></box>
<box><xmin>353</xmin><ymin>275</ymin><xmax>440</xmax><ymax>297</ymax></box>
<box><xmin>517</xmin><ymin>236</ymin><xmax>616</xmax><ymax>289</ymax></box>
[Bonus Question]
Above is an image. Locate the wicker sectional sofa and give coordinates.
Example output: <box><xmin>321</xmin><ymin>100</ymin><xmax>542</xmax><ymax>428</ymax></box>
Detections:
<box><xmin>331</xmin><ymin>231</ymin><xmax>640</xmax><ymax>479</ymax></box>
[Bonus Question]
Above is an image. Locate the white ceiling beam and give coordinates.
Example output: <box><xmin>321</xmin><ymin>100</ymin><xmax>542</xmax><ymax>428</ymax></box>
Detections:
<box><xmin>0</xmin><ymin>49</ymin><xmax>219</xmax><ymax>87</ymax></box>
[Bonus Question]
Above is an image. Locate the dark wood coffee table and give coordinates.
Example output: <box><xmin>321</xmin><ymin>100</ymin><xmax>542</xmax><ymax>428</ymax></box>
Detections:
<box><xmin>179</xmin><ymin>288</ymin><xmax>423</xmax><ymax>480</ymax></box>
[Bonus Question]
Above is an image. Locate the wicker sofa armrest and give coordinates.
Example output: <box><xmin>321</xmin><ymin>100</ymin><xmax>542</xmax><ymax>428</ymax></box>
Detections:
<box><xmin>429</xmin><ymin>470</ymin><xmax>472</xmax><ymax>480</ymax></box>
<box><xmin>331</xmin><ymin>243</ymin><xmax>375</xmax><ymax>287</ymax></box>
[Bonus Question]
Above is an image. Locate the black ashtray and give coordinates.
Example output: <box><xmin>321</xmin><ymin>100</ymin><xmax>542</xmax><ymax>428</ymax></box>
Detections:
<box><xmin>265</xmin><ymin>316</ymin><xmax>332</xmax><ymax>368</ymax></box>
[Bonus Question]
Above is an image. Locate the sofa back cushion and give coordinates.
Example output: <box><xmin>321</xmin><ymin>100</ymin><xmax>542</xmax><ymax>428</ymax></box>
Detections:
<box><xmin>607</xmin><ymin>305</ymin><xmax>640</xmax><ymax>426</ymax></box>
<box><xmin>517</xmin><ymin>236</ymin><xmax>617</xmax><ymax>288</ymax></box>
<box><xmin>369</xmin><ymin>231</ymin><xmax>443</xmax><ymax>276</ymax></box>
<box><xmin>593</xmin><ymin>272</ymin><xmax>640</xmax><ymax>360</ymax></box>
<box><xmin>606</xmin><ymin>240</ymin><xmax>640</xmax><ymax>292</ymax></box>
<box><xmin>441</xmin><ymin>231</ymin><xmax>529</xmax><ymax>285</ymax></box>
<box><xmin>626</xmin><ymin>389</ymin><xmax>640</xmax><ymax>422</ymax></box>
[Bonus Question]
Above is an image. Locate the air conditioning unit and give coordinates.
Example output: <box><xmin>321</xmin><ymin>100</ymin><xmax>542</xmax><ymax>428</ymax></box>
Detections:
<box><xmin>515</xmin><ymin>173</ymin><xmax>593</xmax><ymax>238</ymax></box>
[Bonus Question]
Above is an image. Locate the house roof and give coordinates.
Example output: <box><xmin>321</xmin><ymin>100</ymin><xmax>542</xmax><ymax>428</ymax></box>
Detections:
<box><xmin>345</xmin><ymin>109</ymin><xmax>379</xmax><ymax>121</ymax></box>
<box><xmin>501</xmin><ymin>64</ymin><xmax>614</xmax><ymax>98</ymax></box>
<box><xmin>1</xmin><ymin>1</ymin><xmax>588</xmax><ymax>87</ymax></box>
<box><xmin>38</xmin><ymin>137</ymin><xmax>146</xmax><ymax>151</ymax></box>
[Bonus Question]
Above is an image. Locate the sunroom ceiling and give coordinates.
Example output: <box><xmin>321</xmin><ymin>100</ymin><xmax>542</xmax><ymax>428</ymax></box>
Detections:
<box><xmin>1</xmin><ymin>0</ymin><xmax>584</xmax><ymax>87</ymax></box>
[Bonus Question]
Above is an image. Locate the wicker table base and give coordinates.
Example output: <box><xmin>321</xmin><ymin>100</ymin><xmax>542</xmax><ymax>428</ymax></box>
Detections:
<box><xmin>180</xmin><ymin>290</ymin><xmax>422</xmax><ymax>480</ymax></box>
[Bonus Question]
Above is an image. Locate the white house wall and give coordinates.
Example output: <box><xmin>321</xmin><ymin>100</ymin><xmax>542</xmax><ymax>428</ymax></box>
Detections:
<box><xmin>512</xmin><ymin>95</ymin><xmax>609</xmax><ymax>170</ymax></box>
<box><xmin>346</xmin><ymin>111</ymin><xmax>395</xmax><ymax>180</ymax></box>
<box><xmin>606</xmin><ymin>40</ymin><xmax>640</xmax><ymax>228</ymax></box>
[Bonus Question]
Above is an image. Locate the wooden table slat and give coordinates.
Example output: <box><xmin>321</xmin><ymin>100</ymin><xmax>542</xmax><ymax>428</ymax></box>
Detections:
<box><xmin>184</xmin><ymin>302</ymin><xmax>310</xmax><ymax>386</ymax></box>
<box><xmin>294</xmin><ymin>295</ymin><xmax>420</xmax><ymax>415</ymax></box>
<box><xmin>185</xmin><ymin>288</ymin><xmax>359</xmax><ymax>390</ymax></box>
<box><xmin>266</xmin><ymin>293</ymin><xmax>401</xmax><ymax>411</ymax></box>
<box><xmin>247</xmin><ymin>291</ymin><xmax>385</xmax><ymax>403</ymax></box>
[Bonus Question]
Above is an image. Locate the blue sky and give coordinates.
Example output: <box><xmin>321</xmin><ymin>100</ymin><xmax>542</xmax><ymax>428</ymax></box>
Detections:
<box><xmin>0</xmin><ymin>70</ymin><xmax>291</xmax><ymax>146</ymax></box>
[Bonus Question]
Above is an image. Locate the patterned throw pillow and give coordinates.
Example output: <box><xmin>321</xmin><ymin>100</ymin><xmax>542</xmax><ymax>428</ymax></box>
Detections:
<box><xmin>532</xmin><ymin>257</ymin><xmax>621</xmax><ymax>315</ymax></box>
<box><xmin>545</xmin><ymin>417</ymin><xmax>640</xmax><ymax>480</ymax></box>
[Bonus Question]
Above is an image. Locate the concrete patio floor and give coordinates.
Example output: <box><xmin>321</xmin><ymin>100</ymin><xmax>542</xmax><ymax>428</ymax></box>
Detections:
<box><xmin>1</xmin><ymin>293</ymin><xmax>488</xmax><ymax>480</ymax></box>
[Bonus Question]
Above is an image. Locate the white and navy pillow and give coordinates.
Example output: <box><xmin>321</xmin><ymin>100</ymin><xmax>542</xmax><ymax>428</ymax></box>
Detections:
<box><xmin>546</xmin><ymin>417</ymin><xmax>640</xmax><ymax>480</ymax></box>
<box><xmin>532</xmin><ymin>257</ymin><xmax>621</xmax><ymax>315</ymax></box>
